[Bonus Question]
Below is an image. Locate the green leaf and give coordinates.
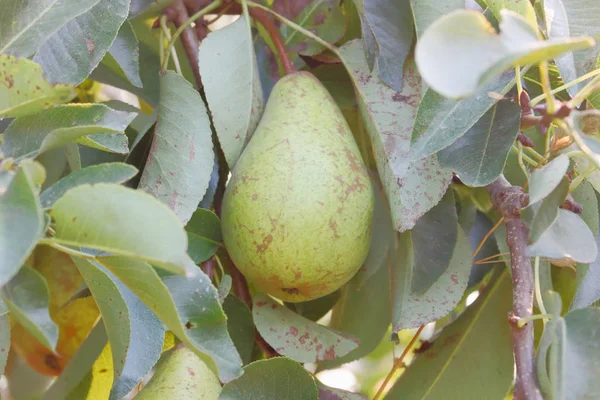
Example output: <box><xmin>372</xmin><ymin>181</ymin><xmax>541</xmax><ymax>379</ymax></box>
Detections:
<box><xmin>528</xmin><ymin>177</ymin><xmax>570</xmax><ymax>243</ymax></box>
<box><xmin>108</xmin><ymin>21</ymin><xmax>142</xmax><ymax>88</ymax></box>
<box><xmin>219</xmin><ymin>357</ymin><xmax>318</xmax><ymax>400</ymax></box>
<box><xmin>386</xmin><ymin>268</ymin><xmax>514</xmax><ymax>399</ymax></box>
<box><xmin>409</xmin><ymin>0</ymin><xmax>463</xmax><ymax>38</ymax></box>
<box><xmin>0</xmin><ymin>55</ymin><xmax>76</xmax><ymax>118</ymax></box>
<box><xmin>528</xmin><ymin>209</ymin><xmax>598</xmax><ymax>264</ymax></box>
<box><xmin>339</xmin><ymin>40</ymin><xmax>451</xmax><ymax>232</ymax></box>
<box><xmin>199</xmin><ymin>16</ymin><xmax>263</xmax><ymax>169</ymax></box>
<box><xmin>0</xmin><ymin>167</ymin><xmax>43</xmax><ymax>287</ymax></box>
<box><xmin>416</xmin><ymin>9</ymin><xmax>595</xmax><ymax>99</ymax></box>
<box><xmin>72</xmin><ymin>258</ymin><xmax>164</xmax><ymax>400</ymax></box>
<box><xmin>536</xmin><ymin>313</ymin><xmax>566</xmax><ymax>399</ymax></box>
<box><xmin>50</xmin><ymin>183</ymin><xmax>195</xmax><ymax>275</ymax></box>
<box><xmin>546</xmin><ymin>0</ymin><xmax>600</xmax><ymax>97</ymax></box>
<box><xmin>2</xmin><ymin>104</ymin><xmax>136</xmax><ymax>159</ymax></box>
<box><xmin>356</xmin><ymin>0</ymin><xmax>414</xmax><ymax>91</ymax></box>
<box><xmin>281</xmin><ymin>0</ymin><xmax>346</xmax><ymax>56</ymax></box>
<box><xmin>2</xmin><ymin>266</ymin><xmax>58</xmax><ymax>351</ymax></box>
<box><xmin>137</xmin><ymin>71</ymin><xmax>213</xmax><ymax>225</ymax></box>
<box><xmin>40</xmin><ymin>163</ymin><xmax>137</xmax><ymax>208</ymax></box>
<box><xmin>253</xmin><ymin>293</ymin><xmax>358</xmax><ymax>363</ymax></box>
<box><xmin>411</xmin><ymin>189</ymin><xmax>458</xmax><ymax>292</ymax></box>
<box><xmin>410</xmin><ymin>71</ymin><xmax>516</xmax><ymax>160</ymax></box>
<box><xmin>223</xmin><ymin>296</ymin><xmax>255</xmax><ymax>365</ymax></box>
<box><xmin>284</xmin><ymin>291</ymin><xmax>341</xmax><ymax>322</ymax></box>
<box><xmin>529</xmin><ymin>154</ymin><xmax>570</xmax><ymax>204</ymax></box>
<box><xmin>438</xmin><ymin>100</ymin><xmax>522</xmax><ymax>186</ymax></box>
<box><xmin>317</xmin><ymin>380</ymin><xmax>367</xmax><ymax>399</ymax></box>
<box><xmin>486</xmin><ymin>0</ymin><xmax>538</xmax><ymax>27</ymax></box>
<box><xmin>0</xmin><ymin>0</ymin><xmax>100</xmax><ymax>56</ymax></box>
<box><xmin>97</xmin><ymin>256</ymin><xmax>243</xmax><ymax>382</ymax></box>
<box><xmin>33</xmin><ymin>0</ymin><xmax>130</xmax><ymax>85</ymax></box>
<box><xmin>320</xmin><ymin>247</ymin><xmax>390</xmax><ymax>369</ymax></box>
<box><xmin>185</xmin><ymin>208</ymin><xmax>222</xmax><ymax>264</ymax></box>
<box><xmin>0</xmin><ymin>313</ymin><xmax>9</xmax><ymax>375</ymax></box>
<box><xmin>572</xmin><ymin>234</ymin><xmax>600</xmax><ymax>309</ymax></box>
<box><xmin>42</xmin><ymin>322</ymin><xmax>108</xmax><ymax>400</ymax></box>
<box><xmin>392</xmin><ymin>226</ymin><xmax>472</xmax><ymax>332</ymax></box>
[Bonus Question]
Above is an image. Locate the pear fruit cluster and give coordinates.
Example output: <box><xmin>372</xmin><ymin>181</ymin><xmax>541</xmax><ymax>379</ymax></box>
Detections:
<box><xmin>222</xmin><ymin>71</ymin><xmax>373</xmax><ymax>302</ymax></box>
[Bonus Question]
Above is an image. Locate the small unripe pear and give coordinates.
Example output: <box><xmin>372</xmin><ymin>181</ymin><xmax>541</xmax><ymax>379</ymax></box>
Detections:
<box><xmin>134</xmin><ymin>346</ymin><xmax>221</xmax><ymax>400</ymax></box>
<box><xmin>222</xmin><ymin>71</ymin><xmax>373</xmax><ymax>302</ymax></box>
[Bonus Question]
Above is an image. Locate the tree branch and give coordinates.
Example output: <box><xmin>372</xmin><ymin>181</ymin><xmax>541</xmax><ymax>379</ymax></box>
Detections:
<box><xmin>171</xmin><ymin>0</ymin><xmax>203</xmax><ymax>88</ymax></box>
<box><xmin>248</xmin><ymin>7</ymin><xmax>296</xmax><ymax>75</ymax></box>
<box><xmin>485</xmin><ymin>177</ymin><xmax>542</xmax><ymax>400</ymax></box>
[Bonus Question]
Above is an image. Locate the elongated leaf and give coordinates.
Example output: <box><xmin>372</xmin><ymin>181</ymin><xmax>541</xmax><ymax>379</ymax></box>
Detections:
<box><xmin>529</xmin><ymin>177</ymin><xmax>570</xmax><ymax>243</ymax></box>
<box><xmin>392</xmin><ymin>226</ymin><xmax>472</xmax><ymax>332</ymax></box>
<box><xmin>2</xmin><ymin>104</ymin><xmax>136</xmax><ymax>159</ymax></box>
<box><xmin>410</xmin><ymin>0</ymin><xmax>463</xmax><ymax>38</ymax></box>
<box><xmin>416</xmin><ymin>9</ymin><xmax>595</xmax><ymax>99</ymax></box>
<box><xmin>72</xmin><ymin>258</ymin><xmax>164</xmax><ymax>399</ymax></box>
<box><xmin>387</xmin><ymin>268</ymin><xmax>513</xmax><ymax>399</ymax></box>
<box><xmin>97</xmin><ymin>256</ymin><xmax>243</xmax><ymax>382</ymax></box>
<box><xmin>410</xmin><ymin>69</ymin><xmax>516</xmax><ymax>160</ymax></box>
<box><xmin>34</xmin><ymin>0</ymin><xmax>130</xmax><ymax>85</ymax></box>
<box><xmin>529</xmin><ymin>209</ymin><xmax>598</xmax><ymax>263</ymax></box>
<box><xmin>185</xmin><ymin>208</ymin><xmax>222</xmax><ymax>264</ymax></box>
<box><xmin>438</xmin><ymin>100</ymin><xmax>522</xmax><ymax>186</ymax></box>
<box><xmin>219</xmin><ymin>357</ymin><xmax>318</xmax><ymax>400</ymax></box>
<box><xmin>40</xmin><ymin>163</ymin><xmax>138</xmax><ymax>208</ymax></box>
<box><xmin>0</xmin><ymin>167</ymin><xmax>43</xmax><ymax>287</ymax></box>
<box><xmin>339</xmin><ymin>40</ymin><xmax>451</xmax><ymax>232</ymax></box>
<box><xmin>138</xmin><ymin>71</ymin><xmax>213</xmax><ymax>225</ymax></box>
<box><xmin>50</xmin><ymin>183</ymin><xmax>195</xmax><ymax>275</ymax></box>
<box><xmin>546</xmin><ymin>0</ymin><xmax>600</xmax><ymax>97</ymax></box>
<box><xmin>281</xmin><ymin>0</ymin><xmax>346</xmax><ymax>56</ymax></box>
<box><xmin>0</xmin><ymin>55</ymin><xmax>76</xmax><ymax>118</ymax></box>
<box><xmin>199</xmin><ymin>16</ymin><xmax>263</xmax><ymax>169</ymax></box>
<box><xmin>536</xmin><ymin>312</ymin><xmax>566</xmax><ymax>399</ymax></box>
<box><xmin>253</xmin><ymin>294</ymin><xmax>358</xmax><ymax>363</ymax></box>
<box><xmin>223</xmin><ymin>296</ymin><xmax>255</xmax><ymax>365</ymax></box>
<box><xmin>2</xmin><ymin>267</ymin><xmax>58</xmax><ymax>351</ymax></box>
<box><xmin>572</xmin><ymin>234</ymin><xmax>600</xmax><ymax>309</ymax></box>
<box><xmin>0</xmin><ymin>313</ymin><xmax>9</xmax><ymax>375</ymax></box>
<box><xmin>529</xmin><ymin>154</ymin><xmax>570</xmax><ymax>204</ymax></box>
<box><xmin>357</xmin><ymin>0</ymin><xmax>414</xmax><ymax>91</ymax></box>
<box><xmin>108</xmin><ymin>21</ymin><xmax>142</xmax><ymax>88</ymax></box>
<box><xmin>0</xmin><ymin>0</ymin><xmax>100</xmax><ymax>56</ymax></box>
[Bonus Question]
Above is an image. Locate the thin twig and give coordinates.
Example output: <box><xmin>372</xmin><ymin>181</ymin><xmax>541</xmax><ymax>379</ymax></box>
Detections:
<box><xmin>485</xmin><ymin>176</ymin><xmax>542</xmax><ymax>400</ymax></box>
<box><xmin>171</xmin><ymin>0</ymin><xmax>203</xmax><ymax>87</ymax></box>
<box><xmin>160</xmin><ymin>16</ymin><xmax>183</xmax><ymax>75</ymax></box>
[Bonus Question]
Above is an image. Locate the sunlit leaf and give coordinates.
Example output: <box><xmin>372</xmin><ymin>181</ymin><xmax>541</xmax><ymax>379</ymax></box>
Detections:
<box><xmin>409</xmin><ymin>0</ymin><xmax>463</xmax><ymax>38</ymax></box>
<box><xmin>486</xmin><ymin>0</ymin><xmax>537</xmax><ymax>27</ymax></box>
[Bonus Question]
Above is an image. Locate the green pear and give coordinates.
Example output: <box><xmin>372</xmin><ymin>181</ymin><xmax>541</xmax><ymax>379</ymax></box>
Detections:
<box><xmin>134</xmin><ymin>346</ymin><xmax>221</xmax><ymax>400</ymax></box>
<box><xmin>222</xmin><ymin>71</ymin><xmax>373</xmax><ymax>302</ymax></box>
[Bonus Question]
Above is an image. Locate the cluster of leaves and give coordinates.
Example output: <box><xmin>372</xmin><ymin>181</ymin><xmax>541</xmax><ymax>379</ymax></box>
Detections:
<box><xmin>1</xmin><ymin>0</ymin><xmax>600</xmax><ymax>399</ymax></box>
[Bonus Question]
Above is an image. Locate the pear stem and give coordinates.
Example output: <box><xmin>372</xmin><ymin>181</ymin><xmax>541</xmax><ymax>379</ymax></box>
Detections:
<box><xmin>247</xmin><ymin>6</ymin><xmax>296</xmax><ymax>75</ymax></box>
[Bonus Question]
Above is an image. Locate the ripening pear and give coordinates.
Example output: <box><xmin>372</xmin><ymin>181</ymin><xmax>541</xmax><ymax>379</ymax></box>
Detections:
<box><xmin>222</xmin><ymin>71</ymin><xmax>373</xmax><ymax>302</ymax></box>
<box><xmin>134</xmin><ymin>346</ymin><xmax>221</xmax><ymax>400</ymax></box>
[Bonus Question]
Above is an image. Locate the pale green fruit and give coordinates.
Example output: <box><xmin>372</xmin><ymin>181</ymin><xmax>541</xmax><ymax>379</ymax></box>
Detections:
<box><xmin>222</xmin><ymin>71</ymin><xmax>373</xmax><ymax>302</ymax></box>
<box><xmin>134</xmin><ymin>346</ymin><xmax>221</xmax><ymax>400</ymax></box>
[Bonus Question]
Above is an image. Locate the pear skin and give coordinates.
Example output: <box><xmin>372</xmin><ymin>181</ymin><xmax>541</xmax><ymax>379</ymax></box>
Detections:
<box><xmin>222</xmin><ymin>71</ymin><xmax>373</xmax><ymax>302</ymax></box>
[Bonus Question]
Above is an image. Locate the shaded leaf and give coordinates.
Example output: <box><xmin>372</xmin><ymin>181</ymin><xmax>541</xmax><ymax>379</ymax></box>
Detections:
<box><xmin>410</xmin><ymin>0</ymin><xmax>464</xmax><ymax>38</ymax></box>
<box><xmin>0</xmin><ymin>0</ymin><xmax>100</xmax><ymax>56</ymax></box>
<box><xmin>529</xmin><ymin>154</ymin><xmax>570</xmax><ymax>204</ymax></box>
<box><xmin>34</xmin><ymin>0</ymin><xmax>130</xmax><ymax>85</ymax></box>
<box><xmin>392</xmin><ymin>226</ymin><xmax>472</xmax><ymax>332</ymax></box>
<box><xmin>528</xmin><ymin>177</ymin><xmax>570</xmax><ymax>243</ymax></box>
<box><xmin>340</xmin><ymin>40</ymin><xmax>451</xmax><ymax>232</ymax></box>
<box><xmin>2</xmin><ymin>267</ymin><xmax>58</xmax><ymax>351</ymax></box>
<box><xmin>0</xmin><ymin>313</ymin><xmax>9</xmax><ymax>375</ymax></box>
<box><xmin>284</xmin><ymin>291</ymin><xmax>341</xmax><ymax>322</ymax></box>
<box><xmin>223</xmin><ymin>296</ymin><xmax>255</xmax><ymax>365</ymax></box>
<box><xmin>438</xmin><ymin>100</ymin><xmax>522</xmax><ymax>186</ymax></box>
<box><xmin>97</xmin><ymin>256</ymin><xmax>243</xmax><ymax>382</ymax></box>
<box><xmin>253</xmin><ymin>293</ymin><xmax>358</xmax><ymax>363</ymax></box>
<box><xmin>219</xmin><ymin>357</ymin><xmax>318</xmax><ymax>400</ymax></box>
<box><xmin>416</xmin><ymin>9</ymin><xmax>594</xmax><ymax>98</ymax></box>
<box><xmin>2</xmin><ymin>104</ymin><xmax>136</xmax><ymax>159</ymax></box>
<box><xmin>0</xmin><ymin>55</ymin><xmax>76</xmax><ymax>118</ymax></box>
<box><xmin>72</xmin><ymin>258</ymin><xmax>164</xmax><ymax>399</ymax></box>
<box><xmin>50</xmin><ymin>183</ymin><xmax>195</xmax><ymax>275</ymax></box>
<box><xmin>0</xmin><ymin>167</ymin><xmax>43</xmax><ymax>287</ymax></box>
<box><xmin>357</xmin><ymin>0</ymin><xmax>414</xmax><ymax>91</ymax></box>
<box><xmin>40</xmin><ymin>163</ymin><xmax>137</xmax><ymax>208</ymax></box>
<box><xmin>528</xmin><ymin>209</ymin><xmax>598</xmax><ymax>263</ymax></box>
<box><xmin>185</xmin><ymin>208</ymin><xmax>222</xmax><ymax>264</ymax></box>
<box><xmin>317</xmin><ymin>380</ymin><xmax>367</xmax><ymax>399</ymax></box>
<box><xmin>387</xmin><ymin>268</ymin><xmax>513</xmax><ymax>399</ymax></box>
<box><xmin>108</xmin><ymin>20</ymin><xmax>142</xmax><ymax>88</ymax></box>
<box><xmin>282</xmin><ymin>0</ymin><xmax>346</xmax><ymax>56</ymax></box>
<box><xmin>572</xmin><ymin>233</ymin><xmax>600</xmax><ymax>309</ymax></box>
<box><xmin>486</xmin><ymin>0</ymin><xmax>537</xmax><ymax>27</ymax></box>
<box><xmin>199</xmin><ymin>16</ymin><xmax>263</xmax><ymax>169</ymax></box>
<box><xmin>138</xmin><ymin>70</ymin><xmax>213</xmax><ymax>225</ymax></box>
